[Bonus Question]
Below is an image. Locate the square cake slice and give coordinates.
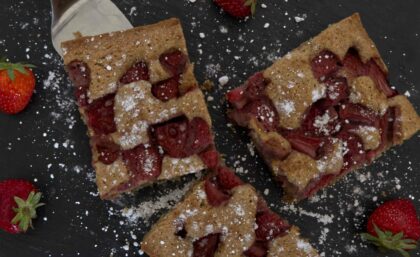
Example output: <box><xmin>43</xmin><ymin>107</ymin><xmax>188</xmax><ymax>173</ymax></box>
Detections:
<box><xmin>226</xmin><ymin>13</ymin><xmax>420</xmax><ymax>201</ymax></box>
<box><xmin>62</xmin><ymin>18</ymin><xmax>218</xmax><ymax>200</ymax></box>
<box><xmin>141</xmin><ymin>166</ymin><xmax>318</xmax><ymax>257</ymax></box>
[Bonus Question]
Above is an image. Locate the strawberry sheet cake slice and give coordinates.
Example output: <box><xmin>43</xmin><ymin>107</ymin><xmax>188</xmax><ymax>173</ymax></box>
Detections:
<box><xmin>227</xmin><ymin>13</ymin><xmax>420</xmax><ymax>201</ymax></box>
<box><xmin>141</xmin><ymin>166</ymin><xmax>318</xmax><ymax>257</ymax></box>
<box><xmin>61</xmin><ymin>18</ymin><xmax>218</xmax><ymax>200</ymax></box>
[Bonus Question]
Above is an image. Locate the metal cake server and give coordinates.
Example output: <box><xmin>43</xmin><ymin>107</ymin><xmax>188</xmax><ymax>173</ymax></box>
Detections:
<box><xmin>50</xmin><ymin>0</ymin><xmax>133</xmax><ymax>57</ymax></box>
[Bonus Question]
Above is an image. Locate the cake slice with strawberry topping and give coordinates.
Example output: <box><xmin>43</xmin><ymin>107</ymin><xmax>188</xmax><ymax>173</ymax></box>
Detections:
<box><xmin>141</xmin><ymin>166</ymin><xmax>318</xmax><ymax>257</ymax></box>
<box><xmin>62</xmin><ymin>19</ymin><xmax>217</xmax><ymax>199</ymax></box>
<box><xmin>226</xmin><ymin>13</ymin><xmax>420</xmax><ymax>201</ymax></box>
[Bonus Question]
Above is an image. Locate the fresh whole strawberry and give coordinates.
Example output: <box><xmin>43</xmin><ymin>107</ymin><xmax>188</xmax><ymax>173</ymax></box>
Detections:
<box><xmin>362</xmin><ymin>199</ymin><xmax>420</xmax><ymax>257</ymax></box>
<box><xmin>213</xmin><ymin>0</ymin><xmax>257</xmax><ymax>18</ymax></box>
<box><xmin>0</xmin><ymin>179</ymin><xmax>44</xmax><ymax>234</ymax></box>
<box><xmin>0</xmin><ymin>58</ymin><xmax>36</xmax><ymax>114</ymax></box>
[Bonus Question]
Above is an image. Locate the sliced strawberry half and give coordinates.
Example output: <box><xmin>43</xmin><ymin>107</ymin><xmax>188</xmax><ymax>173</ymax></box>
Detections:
<box><xmin>339</xmin><ymin>103</ymin><xmax>379</xmax><ymax>126</ymax></box>
<box><xmin>86</xmin><ymin>94</ymin><xmax>117</xmax><ymax>135</ymax></box>
<box><xmin>244</xmin><ymin>72</ymin><xmax>267</xmax><ymax>100</ymax></box>
<box><xmin>119</xmin><ymin>61</ymin><xmax>149</xmax><ymax>84</ymax></box>
<box><xmin>95</xmin><ymin>138</ymin><xmax>120</xmax><ymax>165</ymax></box>
<box><xmin>342</xmin><ymin>49</ymin><xmax>366</xmax><ymax>78</ymax></box>
<box><xmin>285</xmin><ymin>132</ymin><xmax>323</xmax><ymax>158</ymax></box>
<box><xmin>255</xmin><ymin>211</ymin><xmax>290</xmax><ymax>241</ymax></box>
<box><xmin>122</xmin><ymin>144</ymin><xmax>162</xmax><ymax>182</ymax></box>
<box><xmin>226</xmin><ymin>85</ymin><xmax>247</xmax><ymax>109</ymax></box>
<box><xmin>193</xmin><ymin>233</ymin><xmax>220</xmax><ymax>257</ymax></box>
<box><xmin>241</xmin><ymin>98</ymin><xmax>279</xmax><ymax>132</ymax></box>
<box><xmin>159</xmin><ymin>50</ymin><xmax>188</xmax><ymax>76</ymax></box>
<box><xmin>154</xmin><ymin>116</ymin><xmax>189</xmax><ymax>158</ymax></box>
<box><xmin>67</xmin><ymin>60</ymin><xmax>91</xmax><ymax>107</ymax></box>
<box><xmin>185</xmin><ymin>117</ymin><xmax>213</xmax><ymax>156</ymax></box>
<box><xmin>243</xmin><ymin>242</ymin><xmax>268</xmax><ymax>257</ymax></box>
<box><xmin>216</xmin><ymin>166</ymin><xmax>243</xmax><ymax>190</ymax></box>
<box><xmin>311</xmin><ymin>50</ymin><xmax>341</xmax><ymax>81</ymax></box>
<box><xmin>323</xmin><ymin>76</ymin><xmax>349</xmax><ymax>106</ymax></box>
<box><xmin>204</xmin><ymin>178</ymin><xmax>230</xmax><ymax>207</ymax></box>
<box><xmin>199</xmin><ymin>149</ymin><xmax>220</xmax><ymax>169</ymax></box>
<box><xmin>151</xmin><ymin>76</ymin><xmax>180</xmax><ymax>102</ymax></box>
<box><xmin>337</xmin><ymin>131</ymin><xmax>366</xmax><ymax>169</ymax></box>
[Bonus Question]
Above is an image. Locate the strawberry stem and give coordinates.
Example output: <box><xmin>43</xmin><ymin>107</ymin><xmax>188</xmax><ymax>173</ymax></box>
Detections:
<box><xmin>11</xmin><ymin>191</ymin><xmax>44</xmax><ymax>232</ymax></box>
<box><xmin>361</xmin><ymin>224</ymin><xmax>417</xmax><ymax>257</ymax></box>
<box><xmin>0</xmin><ymin>59</ymin><xmax>36</xmax><ymax>81</ymax></box>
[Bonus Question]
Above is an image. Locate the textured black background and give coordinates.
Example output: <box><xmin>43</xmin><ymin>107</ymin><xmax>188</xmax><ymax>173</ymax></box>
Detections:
<box><xmin>0</xmin><ymin>0</ymin><xmax>419</xmax><ymax>256</ymax></box>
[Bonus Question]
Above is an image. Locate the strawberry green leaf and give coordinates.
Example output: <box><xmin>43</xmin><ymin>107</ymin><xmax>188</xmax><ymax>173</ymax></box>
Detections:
<box><xmin>0</xmin><ymin>60</ymin><xmax>35</xmax><ymax>81</ymax></box>
<box><xmin>7</xmin><ymin>69</ymin><xmax>15</xmax><ymax>81</ymax></box>
<box><xmin>362</xmin><ymin>223</ymin><xmax>417</xmax><ymax>257</ymax></box>
<box><xmin>11</xmin><ymin>191</ymin><xmax>44</xmax><ymax>232</ymax></box>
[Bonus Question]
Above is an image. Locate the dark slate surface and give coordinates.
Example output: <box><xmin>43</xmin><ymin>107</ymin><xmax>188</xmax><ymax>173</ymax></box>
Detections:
<box><xmin>0</xmin><ymin>0</ymin><xmax>419</xmax><ymax>256</ymax></box>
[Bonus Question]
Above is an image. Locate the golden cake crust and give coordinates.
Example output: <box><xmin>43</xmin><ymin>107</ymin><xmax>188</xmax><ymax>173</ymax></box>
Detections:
<box><xmin>228</xmin><ymin>13</ymin><xmax>420</xmax><ymax>201</ymax></box>
<box><xmin>141</xmin><ymin>180</ymin><xmax>318</xmax><ymax>257</ymax></box>
<box><xmin>263</xmin><ymin>13</ymin><xmax>384</xmax><ymax>130</ymax></box>
<box><xmin>62</xmin><ymin>18</ymin><xmax>213</xmax><ymax>199</ymax></box>
<box><xmin>62</xmin><ymin>18</ymin><xmax>195</xmax><ymax>101</ymax></box>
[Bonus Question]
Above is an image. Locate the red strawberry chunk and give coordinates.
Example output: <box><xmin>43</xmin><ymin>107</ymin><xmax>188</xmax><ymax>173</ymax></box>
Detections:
<box><xmin>337</xmin><ymin>131</ymin><xmax>366</xmax><ymax>169</ymax></box>
<box><xmin>255</xmin><ymin>211</ymin><xmax>290</xmax><ymax>241</ymax></box>
<box><xmin>243</xmin><ymin>242</ymin><xmax>268</xmax><ymax>257</ymax></box>
<box><xmin>324</xmin><ymin>76</ymin><xmax>349</xmax><ymax>106</ymax></box>
<box><xmin>302</xmin><ymin>102</ymin><xmax>340</xmax><ymax>136</ymax></box>
<box><xmin>0</xmin><ymin>179</ymin><xmax>38</xmax><ymax>234</ymax></box>
<box><xmin>122</xmin><ymin>144</ymin><xmax>162</xmax><ymax>182</ymax></box>
<box><xmin>67</xmin><ymin>60</ymin><xmax>90</xmax><ymax>107</ymax></box>
<box><xmin>285</xmin><ymin>133</ymin><xmax>323</xmax><ymax>158</ymax></box>
<box><xmin>339</xmin><ymin>103</ymin><xmax>378</xmax><ymax>126</ymax></box>
<box><xmin>226</xmin><ymin>85</ymin><xmax>246</xmax><ymax>108</ymax></box>
<box><xmin>302</xmin><ymin>103</ymin><xmax>325</xmax><ymax>133</ymax></box>
<box><xmin>311</xmin><ymin>50</ymin><xmax>341</xmax><ymax>81</ymax></box>
<box><xmin>151</xmin><ymin>76</ymin><xmax>180</xmax><ymax>101</ymax></box>
<box><xmin>204</xmin><ymin>178</ymin><xmax>230</xmax><ymax>207</ymax></box>
<box><xmin>242</xmin><ymin>98</ymin><xmax>279</xmax><ymax>132</ymax></box>
<box><xmin>339</xmin><ymin>103</ymin><xmax>379</xmax><ymax>125</ymax></box>
<box><xmin>342</xmin><ymin>49</ymin><xmax>366</xmax><ymax>78</ymax></box>
<box><xmin>155</xmin><ymin>117</ymin><xmax>212</xmax><ymax>158</ymax></box>
<box><xmin>199</xmin><ymin>149</ymin><xmax>220</xmax><ymax>169</ymax></box>
<box><xmin>217</xmin><ymin>166</ymin><xmax>243</xmax><ymax>190</ymax></box>
<box><xmin>244</xmin><ymin>72</ymin><xmax>267</xmax><ymax>100</ymax></box>
<box><xmin>185</xmin><ymin>117</ymin><xmax>213</xmax><ymax>155</ymax></box>
<box><xmin>154</xmin><ymin>116</ymin><xmax>189</xmax><ymax>158</ymax></box>
<box><xmin>86</xmin><ymin>94</ymin><xmax>117</xmax><ymax>135</ymax></box>
<box><xmin>365</xmin><ymin>59</ymin><xmax>396</xmax><ymax>97</ymax></box>
<box><xmin>159</xmin><ymin>50</ymin><xmax>188</xmax><ymax>76</ymax></box>
<box><xmin>95</xmin><ymin>139</ymin><xmax>120</xmax><ymax>165</ymax></box>
<box><xmin>119</xmin><ymin>61</ymin><xmax>149</xmax><ymax>84</ymax></box>
<box><xmin>193</xmin><ymin>233</ymin><xmax>220</xmax><ymax>257</ymax></box>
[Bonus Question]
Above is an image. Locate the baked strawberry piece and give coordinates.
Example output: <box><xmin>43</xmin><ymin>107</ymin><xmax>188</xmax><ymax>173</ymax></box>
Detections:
<box><xmin>227</xmin><ymin>13</ymin><xmax>420</xmax><ymax>201</ymax></box>
<box><xmin>141</xmin><ymin>167</ymin><xmax>318</xmax><ymax>257</ymax></box>
<box><xmin>62</xmin><ymin>19</ymin><xmax>217</xmax><ymax>199</ymax></box>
